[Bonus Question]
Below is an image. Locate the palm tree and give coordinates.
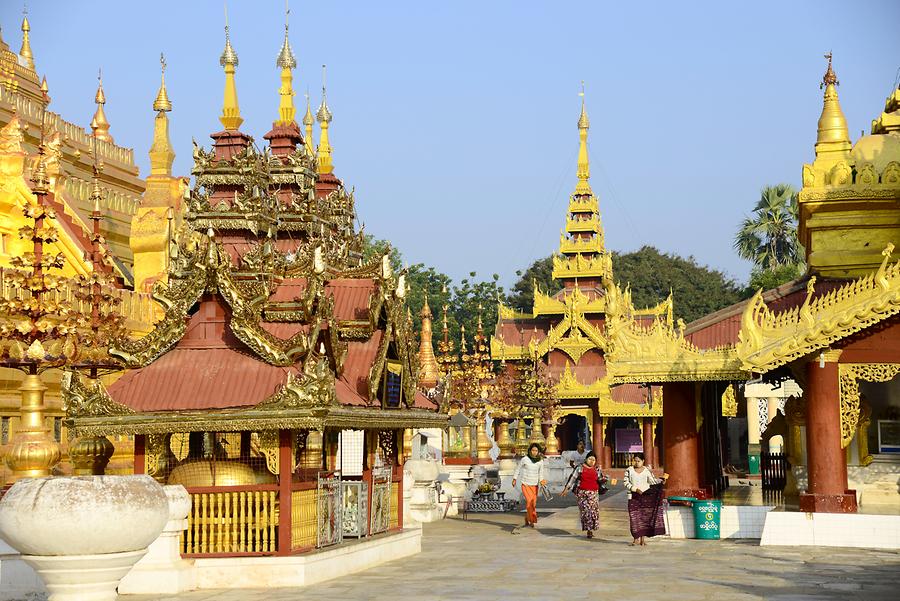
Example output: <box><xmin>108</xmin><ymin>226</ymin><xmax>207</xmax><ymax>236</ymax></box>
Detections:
<box><xmin>734</xmin><ymin>184</ymin><xmax>803</xmax><ymax>271</ymax></box>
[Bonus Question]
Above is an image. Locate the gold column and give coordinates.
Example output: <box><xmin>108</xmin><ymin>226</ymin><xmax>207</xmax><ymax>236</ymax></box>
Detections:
<box><xmin>69</xmin><ymin>435</ymin><xmax>115</xmax><ymax>475</ymax></box>
<box><xmin>5</xmin><ymin>373</ymin><xmax>61</xmax><ymax>482</ymax></box>
<box><xmin>402</xmin><ymin>428</ymin><xmax>413</xmax><ymax>461</ymax></box>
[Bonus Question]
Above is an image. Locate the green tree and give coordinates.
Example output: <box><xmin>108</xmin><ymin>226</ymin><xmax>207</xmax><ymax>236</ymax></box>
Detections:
<box><xmin>741</xmin><ymin>263</ymin><xmax>804</xmax><ymax>299</ymax></box>
<box><xmin>734</xmin><ymin>184</ymin><xmax>803</xmax><ymax>271</ymax></box>
<box><xmin>612</xmin><ymin>246</ymin><xmax>742</xmax><ymax>324</ymax></box>
<box><xmin>506</xmin><ymin>255</ymin><xmax>554</xmax><ymax>311</ymax></box>
<box><xmin>450</xmin><ymin>272</ymin><xmax>504</xmax><ymax>350</ymax></box>
<box><xmin>361</xmin><ymin>234</ymin><xmax>402</xmax><ymax>272</ymax></box>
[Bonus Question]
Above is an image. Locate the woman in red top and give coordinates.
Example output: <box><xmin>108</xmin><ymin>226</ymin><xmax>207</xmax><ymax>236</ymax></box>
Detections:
<box><xmin>562</xmin><ymin>452</ymin><xmax>606</xmax><ymax>538</ymax></box>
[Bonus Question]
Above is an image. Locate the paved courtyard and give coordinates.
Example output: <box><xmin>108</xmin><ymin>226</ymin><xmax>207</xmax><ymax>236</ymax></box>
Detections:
<box><xmin>129</xmin><ymin>491</ymin><xmax>900</xmax><ymax>601</ymax></box>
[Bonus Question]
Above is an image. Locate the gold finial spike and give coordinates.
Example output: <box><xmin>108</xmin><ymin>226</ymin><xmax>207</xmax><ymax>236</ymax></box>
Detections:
<box><xmin>575</xmin><ymin>81</ymin><xmax>592</xmax><ymax>196</ymax></box>
<box><xmin>219</xmin><ymin>3</ymin><xmax>243</xmax><ymax>130</ymax></box>
<box><xmin>153</xmin><ymin>53</ymin><xmax>172</xmax><ymax>112</ymax></box>
<box><xmin>303</xmin><ymin>89</ymin><xmax>315</xmax><ymax>154</ymax></box>
<box><xmin>19</xmin><ymin>4</ymin><xmax>35</xmax><ymax>72</ymax></box>
<box><xmin>316</xmin><ymin>64</ymin><xmax>334</xmax><ymax>174</ymax></box>
<box><xmin>150</xmin><ymin>55</ymin><xmax>175</xmax><ymax>175</ymax></box>
<box><xmin>275</xmin><ymin>0</ymin><xmax>297</xmax><ymax>125</ymax></box>
<box><xmin>92</xmin><ymin>68</ymin><xmax>114</xmax><ymax>143</ymax></box>
<box><xmin>815</xmin><ymin>52</ymin><xmax>850</xmax><ymax>155</ymax></box>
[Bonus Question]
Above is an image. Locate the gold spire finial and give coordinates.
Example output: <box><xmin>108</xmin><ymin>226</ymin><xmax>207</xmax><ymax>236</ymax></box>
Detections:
<box><xmin>153</xmin><ymin>53</ymin><xmax>172</xmax><ymax>112</ymax></box>
<box><xmin>149</xmin><ymin>55</ymin><xmax>175</xmax><ymax>176</ymax></box>
<box><xmin>19</xmin><ymin>4</ymin><xmax>35</xmax><ymax>72</ymax></box>
<box><xmin>316</xmin><ymin>64</ymin><xmax>334</xmax><ymax>174</ymax></box>
<box><xmin>575</xmin><ymin>81</ymin><xmax>592</xmax><ymax>195</ymax></box>
<box><xmin>417</xmin><ymin>291</ymin><xmax>439</xmax><ymax>388</ymax></box>
<box><xmin>815</xmin><ymin>52</ymin><xmax>850</xmax><ymax>156</ymax></box>
<box><xmin>303</xmin><ymin>89</ymin><xmax>315</xmax><ymax>154</ymax></box>
<box><xmin>219</xmin><ymin>3</ymin><xmax>243</xmax><ymax>130</ymax></box>
<box><xmin>92</xmin><ymin>68</ymin><xmax>114</xmax><ymax>143</ymax></box>
<box><xmin>275</xmin><ymin>0</ymin><xmax>297</xmax><ymax>125</ymax></box>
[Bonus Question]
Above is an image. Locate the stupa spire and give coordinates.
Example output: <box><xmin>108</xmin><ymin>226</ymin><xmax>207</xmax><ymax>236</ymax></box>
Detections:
<box><xmin>417</xmin><ymin>293</ymin><xmax>440</xmax><ymax>389</ymax></box>
<box><xmin>303</xmin><ymin>90</ymin><xmax>315</xmax><ymax>155</ymax></box>
<box><xmin>92</xmin><ymin>69</ymin><xmax>113</xmax><ymax>143</ymax></box>
<box><xmin>275</xmin><ymin>1</ymin><xmax>297</xmax><ymax>125</ymax></box>
<box><xmin>575</xmin><ymin>81</ymin><xmax>592</xmax><ymax>196</ymax></box>
<box><xmin>815</xmin><ymin>52</ymin><xmax>851</xmax><ymax>158</ymax></box>
<box><xmin>316</xmin><ymin>64</ymin><xmax>334</xmax><ymax>174</ymax></box>
<box><xmin>149</xmin><ymin>54</ymin><xmax>175</xmax><ymax>176</ymax></box>
<box><xmin>19</xmin><ymin>5</ymin><xmax>35</xmax><ymax>72</ymax></box>
<box><xmin>218</xmin><ymin>5</ymin><xmax>243</xmax><ymax>131</ymax></box>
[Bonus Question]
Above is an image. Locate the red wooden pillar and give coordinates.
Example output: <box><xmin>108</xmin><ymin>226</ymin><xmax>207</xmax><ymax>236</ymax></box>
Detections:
<box><xmin>662</xmin><ymin>382</ymin><xmax>703</xmax><ymax>498</ymax></box>
<box><xmin>800</xmin><ymin>353</ymin><xmax>857</xmax><ymax>513</ymax></box>
<box><xmin>277</xmin><ymin>429</ymin><xmax>293</xmax><ymax>555</ymax></box>
<box><xmin>642</xmin><ymin>418</ymin><xmax>655</xmax><ymax>468</ymax></box>
<box><xmin>134</xmin><ymin>434</ymin><xmax>145</xmax><ymax>474</ymax></box>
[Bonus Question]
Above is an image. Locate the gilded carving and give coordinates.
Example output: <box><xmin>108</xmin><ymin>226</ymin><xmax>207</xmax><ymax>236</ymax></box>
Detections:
<box><xmin>738</xmin><ymin>244</ymin><xmax>900</xmax><ymax>373</ymax></box>
<box><xmin>721</xmin><ymin>384</ymin><xmax>737</xmax><ymax>417</ymax></box>
<box><xmin>62</xmin><ymin>370</ymin><xmax>135</xmax><ymax>418</ymax></box>
<box><xmin>838</xmin><ymin>363</ymin><xmax>900</xmax><ymax>448</ymax></box>
<box><xmin>258</xmin><ymin>430</ymin><xmax>280</xmax><ymax>475</ymax></box>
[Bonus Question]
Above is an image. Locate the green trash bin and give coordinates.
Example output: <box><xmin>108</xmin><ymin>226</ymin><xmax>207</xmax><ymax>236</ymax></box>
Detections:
<box><xmin>748</xmin><ymin>454</ymin><xmax>760</xmax><ymax>475</ymax></box>
<box><xmin>692</xmin><ymin>499</ymin><xmax>722</xmax><ymax>539</ymax></box>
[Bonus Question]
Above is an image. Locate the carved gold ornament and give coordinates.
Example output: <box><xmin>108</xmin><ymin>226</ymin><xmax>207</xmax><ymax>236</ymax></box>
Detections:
<box><xmin>721</xmin><ymin>384</ymin><xmax>737</xmax><ymax>417</ymax></box>
<box><xmin>838</xmin><ymin>363</ymin><xmax>900</xmax><ymax>448</ymax></box>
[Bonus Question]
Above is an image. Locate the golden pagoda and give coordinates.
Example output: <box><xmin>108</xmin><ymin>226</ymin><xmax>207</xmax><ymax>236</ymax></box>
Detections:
<box><xmin>799</xmin><ymin>53</ymin><xmax>900</xmax><ymax>278</ymax></box>
<box><xmin>491</xmin><ymin>86</ymin><xmax>667</xmax><ymax>465</ymax></box>
<box><xmin>416</xmin><ymin>293</ymin><xmax>440</xmax><ymax>389</ymax></box>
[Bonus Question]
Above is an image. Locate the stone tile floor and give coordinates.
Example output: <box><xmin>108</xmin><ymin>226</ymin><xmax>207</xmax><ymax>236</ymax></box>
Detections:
<box><xmin>129</xmin><ymin>491</ymin><xmax>900</xmax><ymax>601</ymax></box>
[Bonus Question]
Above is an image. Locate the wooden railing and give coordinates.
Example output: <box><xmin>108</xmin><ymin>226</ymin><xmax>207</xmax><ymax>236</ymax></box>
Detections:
<box><xmin>290</xmin><ymin>483</ymin><xmax>317</xmax><ymax>551</ymax></box>
<box><xmin>181</xmin><ymin>486</ymin><xmax>278</xmax><ymax>556</ymax></box>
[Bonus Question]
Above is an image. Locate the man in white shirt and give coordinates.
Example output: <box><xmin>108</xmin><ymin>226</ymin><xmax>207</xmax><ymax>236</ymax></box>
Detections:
<box><xmin>566</xmin><ymin>440</ymin><xmax>589</xmax><ymax>468</ymax></box>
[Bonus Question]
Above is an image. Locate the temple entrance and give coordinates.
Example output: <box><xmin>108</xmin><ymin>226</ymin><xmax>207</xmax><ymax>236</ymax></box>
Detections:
<box><xmin>610</xmin><ymin>417</ymin><xmax>640</xmax><ymax>468</ymax></box>
<box><xmin>556</xmin><ymin>413</ymin><xmax>588</xmax><ymax>453</ymax></box>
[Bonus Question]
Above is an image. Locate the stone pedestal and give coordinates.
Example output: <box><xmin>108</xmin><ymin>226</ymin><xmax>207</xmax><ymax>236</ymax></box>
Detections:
<box><xmin>118</xmin><ymin>485</ymin><xmax>197</xmax><ymax>594</ymax></box>
<box><xmin>0</xmin><ymin>476</ymin><xmax>169</xmax><ymax>601</ymax></box>
<box><xmin>404</xmin><ymin>459</ymin><xmax>444</xmax><ymax>523</ymax></box>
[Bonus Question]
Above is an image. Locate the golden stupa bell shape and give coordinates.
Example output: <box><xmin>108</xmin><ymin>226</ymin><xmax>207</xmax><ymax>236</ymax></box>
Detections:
<box><xmin>150</xmin><ymin>53</ymin><xmax>175</xmax><ymax>176</ymax></box>
<box><xmin>154</xmin><ymin>53</ymin><xmax>172</xmax><ymax>112</ymax></box>
<box><xmin>417</xmin><ymin>293</ymin><xmax>440</xmax><ymax>389</ymax></box>
<box><xmin>303</xmin><ymin>91</ymin><xmax>315</xmax><ymax>155</ymax></box>
<box><xmin>815</xmin><ymin>53</ymin><xmax>851</xmax><ymax>156</ymax></box>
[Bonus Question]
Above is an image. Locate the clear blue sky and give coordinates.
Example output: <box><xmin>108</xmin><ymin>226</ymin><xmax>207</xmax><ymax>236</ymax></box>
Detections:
<box><xmin>3</xmin><ymin>1</ymin><xmax>899</xmax><ymax>289</ymax></box>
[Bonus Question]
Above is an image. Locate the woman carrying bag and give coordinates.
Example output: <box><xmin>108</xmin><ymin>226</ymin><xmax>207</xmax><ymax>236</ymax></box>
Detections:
<box><xmin>561</xmin><ymin>451</ymin><xmax>608</xmax><ymax>538</ymax></box>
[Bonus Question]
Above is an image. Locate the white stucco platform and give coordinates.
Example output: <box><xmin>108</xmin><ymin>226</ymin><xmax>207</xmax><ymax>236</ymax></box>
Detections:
<box><xmin>760</xmin><ymin>511</ymin><xmax>900</xmax><ymax>550</ymax></box>
<box><xmin>188</xmin><ymin>528</ymin><xmax>422</xmax><ymax>590</ymax></box>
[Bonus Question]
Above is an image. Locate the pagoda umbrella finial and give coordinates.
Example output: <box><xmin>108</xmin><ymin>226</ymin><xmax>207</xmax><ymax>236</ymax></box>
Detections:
<box><xmin>316</xmin><ymin>64</ymin><xmax>334</xmax><ymax>174</ymax></box>
<box><xmin>815</xmin><ymin>51</ymin><xmax>850</xmax><ymax>158</ymax></box>
<box><xmin>92</xmin><ymin>68</ymin><xmax>114</xmax><ymax>143</ymax></box>
<box><xmin>19</xmin><ymin>3</ymin><xmax>35</xmax><ymax>72</ymax></box>
<box><xmin>575</xmin><ymin>80</ymin><xmax>592</xmax><ymax>196</ymax></box>
<box><xmin>275</xmin><ymin>0</ymin><xmax>297</xmax><ymax>125</ymax></box>
<box><xmin>219</xmin><ymin>2</ymin><xmax>243</xmax><ymax>130</ymax></box>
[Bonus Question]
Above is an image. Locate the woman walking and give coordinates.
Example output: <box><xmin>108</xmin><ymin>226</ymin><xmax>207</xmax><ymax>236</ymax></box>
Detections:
<box><xmin>623</xmin><ymin>453</ymin><xmax>668</xmax><ymax>546</ymax></box>
<box><xmin>561</xmin><ymin>451</ymin><xmax>606</xmax><ymax>538</ymax></box>
<box><xmin>512</xmin><ymin>443</ymin><xmax>547</xmax><ymax>529</ymax></box>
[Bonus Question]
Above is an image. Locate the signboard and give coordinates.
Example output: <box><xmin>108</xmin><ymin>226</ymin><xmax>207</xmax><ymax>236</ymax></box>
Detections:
<box><xmin>878</xmin><ymin>420</ymin><xmax>900</xmax><ymax>454</ymax></box>
<box><xmin>615</xmin><ymin>428</ymin><xmax>643</xmax><ymax>453</ymax></box>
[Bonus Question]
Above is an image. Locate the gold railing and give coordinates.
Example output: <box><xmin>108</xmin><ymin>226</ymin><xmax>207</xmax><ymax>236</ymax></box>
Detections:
<box><xmin>291</xmin><ymin>488</ymin><xmax>317</xmax><ymax>550</ymax></box>
<box><xmin>181</xmin><ymin>488</ymin><xmax>278</xmax><ymax>555</ymax></box>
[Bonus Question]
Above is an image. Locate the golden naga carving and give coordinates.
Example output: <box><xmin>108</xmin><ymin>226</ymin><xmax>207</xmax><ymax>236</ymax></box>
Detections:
<box><xmin>838</xmin><ymin>363</ymin><xmax>900</xmax><ymax>448</ymax></box>
<box><xmin>257</xmin><ymin>356</ymin><xmax>337</xmax><ymax>410</ymax></box>
<box><xmin>721</xmin><ymin>384</ymin><xmax>737</xmax><ymax>417</ymax></box>
<box><xmin>738</xmin><ymin>244</ymin><xmax>900</xmax><ymax>373</ymax></box>
<box><xmin>62</xmin><ymin>370</ymin><xmax>134</xmax><ymax>418</ymax></box>
<box><xmin>605</xmin><ymin>283</ymin><xmax>745</xmax><ymax>383</ymax></box>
